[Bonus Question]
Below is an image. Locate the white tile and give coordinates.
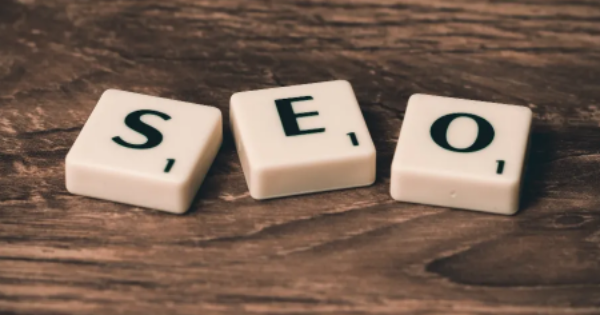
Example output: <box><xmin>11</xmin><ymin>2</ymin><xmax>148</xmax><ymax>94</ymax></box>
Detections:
<box><xmin>390</xmin><ymin>94</ymin><xmax>532</xmax><ymax>215</ymax></box>
<box><xmin>66</xmin><ymin>90</ymin><xmax>222</xmax><ymax>214</ymax></box>
<box><xmin>230</xmin><ymin>80</ymin><xmax>376</xmax><ymax>199</ymax></box>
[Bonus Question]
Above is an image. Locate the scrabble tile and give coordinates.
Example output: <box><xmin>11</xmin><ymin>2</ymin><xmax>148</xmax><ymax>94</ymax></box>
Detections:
<box><xmin>66</xmin><ymin>90</ymin><xmax>222</xmax><ymax>214</ymax></box>
<box><xmin>230</xmin><ymin>80</ymin><xmax>376</xmax><ymax>199</ymax></box>
<box><xmin>390</xmin><ymin>94</ymin><xmax>532</xmax><ymax>215</ymax></box>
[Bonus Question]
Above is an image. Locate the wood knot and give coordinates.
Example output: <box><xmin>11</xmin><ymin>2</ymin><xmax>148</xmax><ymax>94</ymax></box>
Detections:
<box><xmin>553</xmin><ymin>214</ymin><xmax>590</xmax><ymax>229</ymax></box>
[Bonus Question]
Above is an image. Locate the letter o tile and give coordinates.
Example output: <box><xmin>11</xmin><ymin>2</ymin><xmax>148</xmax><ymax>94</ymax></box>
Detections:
<box><xmin>390</xmin><ymin>94</ymin><xmax>532</xmax><ymax>215</ymax></box>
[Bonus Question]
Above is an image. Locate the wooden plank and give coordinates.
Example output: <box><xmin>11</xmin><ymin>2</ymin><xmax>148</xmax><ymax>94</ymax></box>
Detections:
<box><xmin>1</xmin><ymin>0</ymin><xmax>600</xmax><ymax>313</ymax></box>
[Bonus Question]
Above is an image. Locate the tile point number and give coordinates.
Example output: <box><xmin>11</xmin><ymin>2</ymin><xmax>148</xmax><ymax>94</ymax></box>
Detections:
<box><xmin>496</xmin><ymin>160</ymin><xmax>505</xmax><ymax>174</ymax></box>
<box><xmin>347</xmin><ymin>132</ymin><xmax>359</xmax><ymax>146</ymax></box>
<box><xmin>165</xmin><ymin>159</ymin><xmax>176</xmax><ymax>173</ymax></box>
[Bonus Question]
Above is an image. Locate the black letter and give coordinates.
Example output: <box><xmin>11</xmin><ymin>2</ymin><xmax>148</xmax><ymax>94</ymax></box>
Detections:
<box><xmin>430</xmin><ymin>113</ymin><xmax>495</xmax><ymax>153</ymax></box>
<box><xmin>112</xmin><ymin>110</ymin><xmax>171</xmax><ymax>150</ymax></box>
<box><xmin>275</xmin><ymin>96</ymin><xmax>325</xmax><ymax>137</ymax></box>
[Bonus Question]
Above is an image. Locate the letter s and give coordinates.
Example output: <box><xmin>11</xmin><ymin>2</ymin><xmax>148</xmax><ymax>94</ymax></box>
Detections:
<box><xmin>112</xmin><ymin>110</ymin><xmax>171</xmax><ymax>150</ymax></box>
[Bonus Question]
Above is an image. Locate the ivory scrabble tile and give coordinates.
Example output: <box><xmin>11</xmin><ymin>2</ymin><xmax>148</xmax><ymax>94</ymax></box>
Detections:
<box><xmin>230</xmin><ymin>80</ymin><xmax>376</xmax><ymax>199</ymax></box>
<box><xmin>65</xmin><ymin>90</ymin><xmax>222</xmax><ymax>214</ymax></box>
<box><xmin>390</xmin><ymin>94</ymin><xmax>532</xmax><ymax>215</ymax></box>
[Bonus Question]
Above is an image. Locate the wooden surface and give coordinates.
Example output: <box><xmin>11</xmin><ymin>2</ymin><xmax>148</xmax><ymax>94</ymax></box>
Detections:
<box><xmin>1</xmin><ymin>0</ymin><xmax>600</xmax><ymax>314</ymax></box>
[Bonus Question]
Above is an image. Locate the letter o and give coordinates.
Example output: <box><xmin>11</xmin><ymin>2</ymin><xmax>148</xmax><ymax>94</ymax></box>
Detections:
<box><xmin>430</xmin><ymin>113</ymin><xmax>495</xmax><ymax>153</ymax></box>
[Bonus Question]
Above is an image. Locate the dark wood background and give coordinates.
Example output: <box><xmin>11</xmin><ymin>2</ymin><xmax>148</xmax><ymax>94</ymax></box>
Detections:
<box><xmin>1</xmin><ymin>0</ymin><xmax>600</xmax><ymax>314</ymax></box>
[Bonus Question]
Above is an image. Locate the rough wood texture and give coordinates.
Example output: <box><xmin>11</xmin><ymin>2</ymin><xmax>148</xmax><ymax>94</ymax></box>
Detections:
<box><xmin>1</xmin><ymin>0</ymin><xmax>600</xmax><ymax>314</ymax></box>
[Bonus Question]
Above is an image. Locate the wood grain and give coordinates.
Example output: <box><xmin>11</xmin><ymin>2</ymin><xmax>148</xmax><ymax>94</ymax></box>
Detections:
<box><xmin>1</xmin><ymin>0</ymin><xmax>600</xmax><ymax>314</ymax></box>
